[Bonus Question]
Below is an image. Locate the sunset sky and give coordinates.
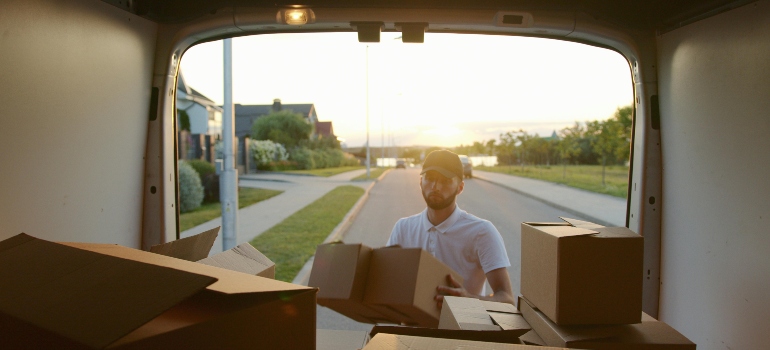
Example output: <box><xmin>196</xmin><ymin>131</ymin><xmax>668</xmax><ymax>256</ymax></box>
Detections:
<box><xmin>180</xmin><ymin>32</ymin><xmax>633</xmax><ymax>148</ymax></box>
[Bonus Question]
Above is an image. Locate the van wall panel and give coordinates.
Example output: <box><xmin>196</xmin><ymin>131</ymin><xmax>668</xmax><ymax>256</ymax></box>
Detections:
<box><xmin>657</xmin><ymin>2</ymin><xmax>770</xmax><ymax>348</ymax></box>
<box><xmin>0</xmin><ymin>0</ymin><xmax>157</xmax><ymax>247</ymax></box>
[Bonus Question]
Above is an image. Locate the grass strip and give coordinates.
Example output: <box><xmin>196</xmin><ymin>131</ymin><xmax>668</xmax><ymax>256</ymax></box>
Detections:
<box><xmin>249</xmin><ymin>185</ymin><xmax>365</xmax><ymax>282</ymax></box>
<box><xmin>179</xmin><ymin>187</ymin><xmax>283</xmax><ymax>232</ymax></box>
<box><xmin>352</xmin><ymin>167</ymin><xmax>389</xmax><ymax>181</ymax></box>
<box><xmin>476</xmin><ymin>165</ymin><xmax>629</xmax><ymax>198</ymax></box>
<box><xmin>281</xmin><ymin>166</ymin><xmax>364</xmax><ymax>177</ymax></box>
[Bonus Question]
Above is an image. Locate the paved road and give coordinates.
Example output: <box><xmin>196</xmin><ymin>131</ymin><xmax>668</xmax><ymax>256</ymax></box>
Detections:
<box><xmin>316</xmin><ymin>167</ymin><xmax>595</xmax><ymax>330</ymax></box>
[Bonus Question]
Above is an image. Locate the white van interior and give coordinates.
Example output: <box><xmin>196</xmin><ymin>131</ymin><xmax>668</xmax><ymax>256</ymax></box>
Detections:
<box><xmin>1</xmin><ymin>0</ymin><xmax>767</xmax><ymax>348</ymax></box>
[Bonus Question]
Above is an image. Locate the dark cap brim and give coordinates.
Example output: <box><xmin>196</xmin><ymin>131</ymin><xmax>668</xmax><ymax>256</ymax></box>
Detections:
<box><xmin>421</xmin><ymin>166</ymin><xmax>460</xmax><ymax>179</ymax></box>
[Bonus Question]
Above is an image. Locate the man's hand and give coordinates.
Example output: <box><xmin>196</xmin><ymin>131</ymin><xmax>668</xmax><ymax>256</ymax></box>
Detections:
<box><xmin>434</xmin><ymin>268</ymin><xmax>515</xmax><ymax>309</ymax></box>
<box><xmin>435</xmin><ymin>274</ymin><xmax>470</xmax><ymax>309</ymax></box>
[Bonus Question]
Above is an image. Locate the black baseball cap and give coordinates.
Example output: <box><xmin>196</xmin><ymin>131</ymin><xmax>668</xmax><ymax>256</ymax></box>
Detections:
<box><xmin>421</xmin><ymin>150</ymin><xmax>463</xmax><ymax>179</ymax></box>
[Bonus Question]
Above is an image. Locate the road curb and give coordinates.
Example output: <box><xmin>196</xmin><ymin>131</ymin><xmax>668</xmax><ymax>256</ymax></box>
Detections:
<box><xmin>291</xmin><ymin>169</ymin><xmax>391</xmax><ymax>286</ymax></box>
<box><xmin>473</xmin><ymin>174</ymin><xmax>616</xmax><ymax>227</ymax></box>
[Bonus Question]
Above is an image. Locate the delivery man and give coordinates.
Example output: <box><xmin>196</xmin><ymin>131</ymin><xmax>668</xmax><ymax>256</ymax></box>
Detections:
<box><xmin>386</xmin><ymin>149</ymin><xmax>515</xmax><ymax>306</ymax></box>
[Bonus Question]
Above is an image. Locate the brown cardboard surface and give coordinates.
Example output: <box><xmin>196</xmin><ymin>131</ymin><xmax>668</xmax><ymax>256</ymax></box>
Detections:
<box><xmin>438</xmin><ymin>296</ymin><xmax>501</xmax><ymax>331</ymax></box>
<box><xmin>520</xmin><ymin>329</ymin><xmax>547</xmax><ymax>346</ymax></box>
<box><xmin>365</xmin><ymin>247</ymin><xmax>463</xmax><ymax>328</ymax></box>
<box><xmin>0</xmin><ymin>233</ymin><xmax>217</xmax><ymax>349</ymax></box>
<box><xmin>197</xmin><ymin>242</ymin><xmax>275</xmax><ymax>279</ymax></box>
<box><xmin>489</xmin><ymin>312</ymin><xmax>531</xmax><ymax>332</ymax></box>
<box><xmin>521</xmin><ymin>221</ymin><xmax>643</xmax><ymax>325</ymax></box>
<box><xmin>317</xmin><ymin>329</ymin><xmax>369</xmax><ymax>350</ymax></box>
<box><xmin>482</xmin><ymin>300</ymin><xmax>520</xmax><ymax>314</ymax></box>
<box><xmin>559</xmin><ymin>217</ymin><xmax>605</xmax><ymax>230</ymax></box>
<box><xmin>0</xmin><ymin>234</ymin><xmax>317</xmax><ymax>349</ymax></box>
<box><xmin>365</xmin><ymin>333</ymin><xmax>570</xmax><ymax>349</ymax></box>
<box><xmin>149</xmin><ymin>226</ymin><xmax>219</xmax><ymax>262</ymax></box>
<box><xmin>309</xmin><ymin>242</ymin><xmax>391</xmax><ymax>323</ymax></box>
<box><xmin>519</xmin><ymin>297</ymin><xmax>695</xmax><ymax>349</ymax></box>
<box><xmin>371</xmin><ymin>325</ymin><xmax>530</xmax><ymax>345</ymax></box>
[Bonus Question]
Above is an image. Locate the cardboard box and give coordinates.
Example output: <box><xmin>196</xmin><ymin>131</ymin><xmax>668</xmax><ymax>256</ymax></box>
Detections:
<box><xmin>0</xmin><ymin>233</ymin><xmax>316</xmax><ymax>349</ymax></box>
<box><xmin>363</xmin><ymin>246</ymin><xmax>463</xmax><ymax>327</ymax></box>
<box><xmin>309</xmin><ymin>243</ymin><xmax>463</xmax><ymax>328</ymax></box>
<box><xmin>149</xmin><ymin>226</ymin><xmax>219</xmax><ymax>261</ymax></box>
<box><xmin>520</xmin><ymin>330</ymin><xmax>547</xmax><ymax>346</ymax></box>
<box><xmin>309</xmin><ymin>242</ymin><xmax>393</xmax><ymax>323</ymax></box>
<box><xmin>519</xmin><ymin>297</ymin><xmax>695</xmax><ymax>349</ymax></box>
<box><xmin>439</xmin><ymin>296</ymin><xmax>502</xmax><ymax>331</ymax></box>
<box><xmin>198</xmin><ymin>242</ymin><xmax>275</xmax><ymax>279</ymax></box>
<box><xmin>317</xmin><ymin>329</ymin><xmax>369</xmax><ymax>350</ymax></box>
<box><xmin>521</xmin><ymin>218</ymin><xmax>643</xmax><ymax>325</ymax></box>
<box><xmin>364</xmin><ymin>333</ymin><xmax>570</xmax><ymax>349</ymax></box>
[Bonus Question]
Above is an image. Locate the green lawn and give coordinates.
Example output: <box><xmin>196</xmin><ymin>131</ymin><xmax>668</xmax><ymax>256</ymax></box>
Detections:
<box><xmin>249</xmin><ymin>185</ymin><xmax>365</xmax><ymax>282</ymax></box>
<box><xmin>281</xmin><ymin>166</ymin><xmax>365</xmax><ymax>177</ymax></box>
<box><xmin>476</xmin><ymin>164</ymin><xmax>629</xmax><ymax>198</ymax></box>
<box><xmin>352</xmin><ymin>167</ymin><xmax>389</xmax><ymax>181</ymax></box>
<box><xmin>179</xmin><ymin>187</ymin><xmax>283</xmax><ymax>232</ymax></box>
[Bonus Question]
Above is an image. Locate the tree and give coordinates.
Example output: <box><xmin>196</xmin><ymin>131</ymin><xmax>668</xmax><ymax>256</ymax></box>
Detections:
<box><xmin>557</xmin><ymin>122</ymin><xmax>583</xmax><ymax>179</ymax></box>
<box><xmin>250</xmin><ymin>110</ymin><xmax>312</xmax><ymax>148</ymax></box>
<box><xmin>587</xmin><ymin>118</ymin><xmax>625</xmax><ymax>186</ymax></box>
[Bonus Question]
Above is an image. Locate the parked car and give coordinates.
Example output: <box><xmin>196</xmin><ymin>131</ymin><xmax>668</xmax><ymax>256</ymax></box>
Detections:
<box><xmin>396</xmin><ymin>159</ymin><xmax>406</xmax><ymax>169</ymax></box>
<box><xmin>459</xmin><ymin>155</ymin><xmax>472</xmax><ymax>179</ymax></box>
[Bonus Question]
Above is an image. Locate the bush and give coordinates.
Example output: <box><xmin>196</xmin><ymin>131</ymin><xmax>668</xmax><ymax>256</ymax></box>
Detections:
<box><xmin>250</xmin><ymin>140</ymin><xmax>288</xmax><ymax>170</ymax></box>
<box><xmin>178</xmin><ymin>160</ymin><xmax>204</xmax><ymax>213</ymax></box>
<box><xmin>202</xmin><ymin>173</ymin><xmax>220</xmax><ymax>203</ymax></box>
<box><xmin>187</xmin><ymin>159</ymin><xmax>215</xmax><ymax>179</ymax></box>
<box><xmin>290</xmin><ymin>147</ymin><xmax>315</xmax><ymax>170</ymax></box>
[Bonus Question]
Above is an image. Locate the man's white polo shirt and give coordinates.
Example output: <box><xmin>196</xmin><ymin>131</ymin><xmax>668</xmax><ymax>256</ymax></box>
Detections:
<box><xmin>386</xmin><ymin>204</ymin><xmax>510</xmax><ymax>296</ymax></box>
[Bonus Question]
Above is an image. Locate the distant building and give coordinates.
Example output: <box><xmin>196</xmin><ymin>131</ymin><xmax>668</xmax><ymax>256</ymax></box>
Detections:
<box><xmin>234</xmin><ymin>99</ymin><xmax>318</xmax><ymax>140</ymax></box>
<box><xmin>542</xmin><ymin>130</ymin><xmax>560</xmax><ymax>141</ymax></box>
<box><xmin>176</xmin><ymin>71</ymin><xmax>222</xmax><ymax>136</ymax></box>
<box><xmin>315</xmin><ymin>121</ymin><xmax>335</xmax><ymax>139</ymax></box>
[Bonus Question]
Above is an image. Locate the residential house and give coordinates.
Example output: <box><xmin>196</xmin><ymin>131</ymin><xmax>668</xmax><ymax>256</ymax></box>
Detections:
<box><xmin>176</xmin><ymin>71</ymin><xmax>222</xmax><ymax>161</ymax></box>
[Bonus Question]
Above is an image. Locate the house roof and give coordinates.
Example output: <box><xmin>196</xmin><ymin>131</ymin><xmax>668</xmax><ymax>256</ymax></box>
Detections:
<box><xmin>315</xmin><ymin>121</ymin><xmax>334</xmax><ymax>137</ymax></box>
<box><xmin>234</xmin><ymin>103</ymin><xmax>314</xmax><ymax>117</ymax></box>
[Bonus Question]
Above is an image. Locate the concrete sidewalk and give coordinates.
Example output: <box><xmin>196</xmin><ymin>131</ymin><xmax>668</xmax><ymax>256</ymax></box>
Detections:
<box><xmin>180</xmin><ymin>169</ymin><xmax>374</xmax><ymax>256</ymax></box>
<box><xmin>472</xmin><ymin>170</ymin><xmax>627</xmax><ymax>227</ymax></box>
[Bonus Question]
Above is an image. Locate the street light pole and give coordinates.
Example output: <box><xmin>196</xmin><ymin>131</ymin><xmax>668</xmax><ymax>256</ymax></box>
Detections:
<box><xmin>365</xmin><ymin>45</ymin><xmax>371</xmax><ymax>179</ymax></box>
<box><xmin>221</xmin><ymin>38</ymin><xmax>238</xmax><ymax>251</ymax></box>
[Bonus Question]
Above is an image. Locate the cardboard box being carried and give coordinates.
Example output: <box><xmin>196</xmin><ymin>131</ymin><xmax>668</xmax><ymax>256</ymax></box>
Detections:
<box><xmin>519</xmin><ymin>297</ymin><xmax>695</xmax><ymax>349</ymax></box>
<box><xmin>521</xmin><ymin>218</ymin><xmax>643</xmax><ymax>325</ymax></box>
<box><xmin>363</xmin><ymin>333</ymin><xmax>571</xmax><ymax>349</ymax></box>
<box><xmin>0</xmin><ymin>233</ymin><xmax>316</xmax><ymax>349</ymax></box>
<box><xmin>309</xmin><ymin>242</ymin><xmax>462</xmax><ymax>328</ymax></box>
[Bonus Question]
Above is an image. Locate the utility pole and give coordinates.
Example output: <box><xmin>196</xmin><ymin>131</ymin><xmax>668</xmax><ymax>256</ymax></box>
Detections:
<box><xmin>365</xmin><ymin>45</ymin><xmax>371</xmax><ymax>179</ymax></box>
<box><xmin>221</xmin><ymin>38</ymin><xmax>238</xmax><ymax>251</ymax></box>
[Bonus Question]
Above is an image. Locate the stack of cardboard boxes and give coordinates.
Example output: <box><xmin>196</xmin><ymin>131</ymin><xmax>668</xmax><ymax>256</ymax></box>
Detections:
<box><xmin>517</xmin><ymin>218</ymin><xmax>696</xmax><ymax>349</ymax></box>
<box><xmin>0</xmin><ymin>228</ymin><xmax>316</xmax><ymax>349</ymax></box>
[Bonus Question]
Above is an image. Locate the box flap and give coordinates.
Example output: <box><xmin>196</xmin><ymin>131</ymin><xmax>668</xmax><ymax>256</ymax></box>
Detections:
<box><xmin>197</xmin><ymin>242</ymin><xmax>275</xmax><ymax>279</ymax></box>
<box><xmin>439</xmin><ymin>296</ymin><xmax>500</xmax><ymax>331</ymax></box>
<box><xmin>370</xmin><ymin>324</ymin><xmax>528</xmax><ymax>345</ymax></box>
<box><xmin>489</xmin><ymin>312</ymin><xmax>531</xmax><ymax>331</ymax></box>
<box><xmin>366</xmin><ymin>332</ymin><xmax>535</xmax><ymax>349</ymax></box>
<box><xmin>536</xmin><ymin>225</ymin><xmax>598</xmax><ymax>238</ymax></box>
<box><xmin>519</xmin><ymin>297</ymin><xmax>618</xmax><ymax>346</ymax></box>
<box><xmin>559</xmin><ymin>217</ymin><xmax>605</xmax><ymax>229</ymax></box>
<box><xmin>480</xmin><ymin>300</ymin><xmax>519</xmax><ymax>314</ymax></box>
<box><xmin>519</xmin><ymin>330</ymin><xmax>546</xmax><ymax>346</ymax></box>
<box><xmin>0</xmin><ymin>234</ymin><xmax>217</xmax><ymax>349</ymax></box>
<box><xmin>149</xmin><ymin>226</ymin><xmax>219</xmax><ymax>262</ymax></box>
<box><xmin>61</xmin><ymin>242</ymin><xmax>312</xmax><ymax>295</ymax></box>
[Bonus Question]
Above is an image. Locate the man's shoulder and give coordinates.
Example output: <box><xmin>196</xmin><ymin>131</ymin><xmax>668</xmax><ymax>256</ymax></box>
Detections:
<box><xmin>395</xmin><ymin>211</ymin><xmax>424</xmax><ymax>226</ymax></box>
<box><xmin>455</xmin><ymin>209</ymin><xmax>498</xmax><ymax>232</ymax></box>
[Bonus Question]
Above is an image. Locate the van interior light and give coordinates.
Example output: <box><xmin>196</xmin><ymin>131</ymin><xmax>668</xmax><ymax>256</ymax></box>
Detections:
<box><xmin>279</xmin><ymin>8</ymin><xmax>314</xmax><ymax>25</ymax></box>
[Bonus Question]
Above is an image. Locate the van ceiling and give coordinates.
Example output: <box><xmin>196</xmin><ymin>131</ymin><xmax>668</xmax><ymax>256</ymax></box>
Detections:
<box><xmin>128</xmin><ymin>0</ymin><xmax>750</xmax><ymax>31</ymax></box>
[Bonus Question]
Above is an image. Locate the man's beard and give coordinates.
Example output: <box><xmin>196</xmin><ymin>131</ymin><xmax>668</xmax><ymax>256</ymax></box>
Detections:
<box><xmin>422</xmin><ymin>190</ymin><xmax>457</xmax><ymax>210</ymax></box>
